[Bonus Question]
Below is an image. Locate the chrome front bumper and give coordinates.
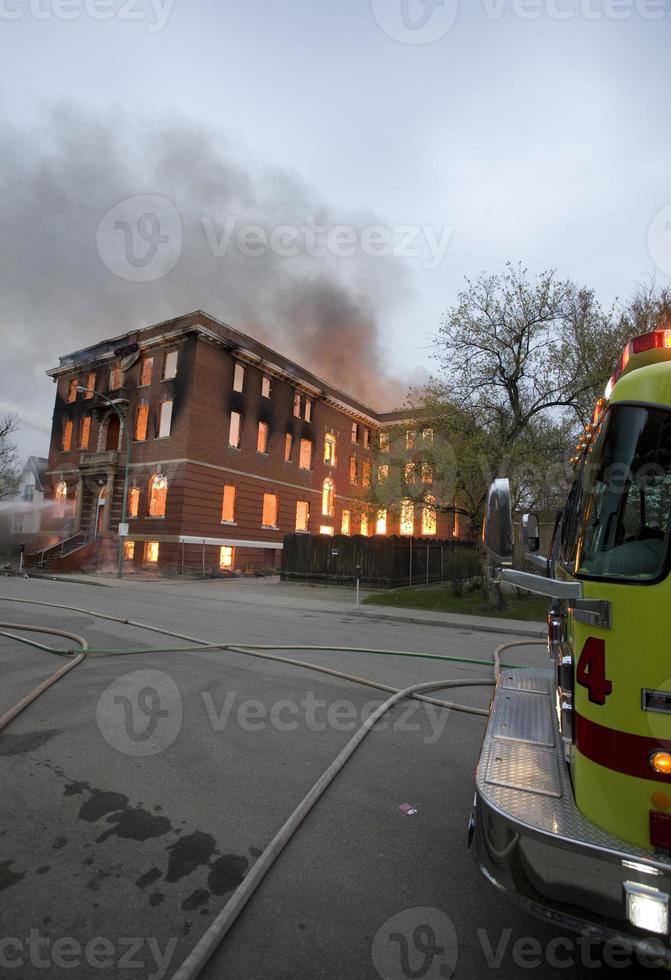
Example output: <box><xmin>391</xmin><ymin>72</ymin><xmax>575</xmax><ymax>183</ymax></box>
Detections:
<box><xmin>470</xmin><ymin>667</ymin><xmax>671</xmax><ymax>960</ymax></box>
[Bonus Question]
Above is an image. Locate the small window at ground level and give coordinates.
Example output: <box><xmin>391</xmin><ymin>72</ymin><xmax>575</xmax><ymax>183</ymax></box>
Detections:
<box><xmin>233</xmin><ymin>363</ymin><xmax>245</xmax><ymax>392</ymax></box>
<box><xmin>163</xmin><ymin>351</ymin><xmax>178</xmax><ymax>380</ymax></box>
<box><xmin>320</xmin><ymin>526</ymin><xmax>334</xmax><ymax>536</ymax></box>
<box><xmin>257</xmin><ymin>421</ymin><xmax>269</xmax><ymax>454</ymax></box>
<box><xmin>220</xmin><ymin>546</ymin><xmax>235</xmax><ymax>569</ymax></box>
<box><xmin>261</xmin><ymin>376</ymin><xmax>272</xmax><ymax>398</ymax></box>
<box><xmin>296</xmin><ymin>500</ymin><xmax>310</xmax><ymax>532</ymax></box>
<box><xmin>262</xmin><ymin>493</ymin><xmax>278</xmax><ymax>528</ymax></box>
<box><xmin>229</xmin><ymin>412</ymin><xmax>242</xmax><ymax>448</ymax></box>
<box><xmin>124</xmin><ymin>541</ymin><xmax>135</xmax><ymax>561</ymax></box>
<box><xmin>222</xmin><ymin>485</ymin><xmax>236</xmax><ymax>523</ymax></box>
<box><xmin>144</xmin><ymin>541</ymin><xmax>159</xmax><ymax>564</ymax></box>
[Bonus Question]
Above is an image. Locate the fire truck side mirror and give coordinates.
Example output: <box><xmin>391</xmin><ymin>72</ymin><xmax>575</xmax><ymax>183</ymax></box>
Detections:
<box><xmin>482</xmin><ymin>478</ymin><xmax>514</xmax><ymax>567</ymax></box>
<box><xmin>521</xmin><ymin>513</ymin><xmax>540</xmax><ymax>554</ymax></box>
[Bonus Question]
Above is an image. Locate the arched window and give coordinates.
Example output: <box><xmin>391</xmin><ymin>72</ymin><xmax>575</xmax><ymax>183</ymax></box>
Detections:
<box><xmin>322</xmin><ymin>477</ymin><xmax>335</xmax><ymax>517</ymax></box>
<box><xmin>54</xmin><ymin>481</ymin><xmax>67</xmax><ymax>518</ymax></box>
<box><xmin>148</xmin><ymin>474</ymin><xmax>168</xmax><ymax>518</ymax></box>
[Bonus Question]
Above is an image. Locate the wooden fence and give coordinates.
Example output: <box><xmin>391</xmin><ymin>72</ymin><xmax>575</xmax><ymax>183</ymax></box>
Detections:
<box><xmin>281</xmin><ymin>533</ymin><xmax>477</xmax><ymax>588</ymax></box>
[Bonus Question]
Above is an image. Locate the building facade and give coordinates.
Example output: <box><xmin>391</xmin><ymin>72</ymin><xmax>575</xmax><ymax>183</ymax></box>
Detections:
<box><xmin>44</xmin><ymin>311</ymin><xmax>461</xmax><ymax>574</ymax></box>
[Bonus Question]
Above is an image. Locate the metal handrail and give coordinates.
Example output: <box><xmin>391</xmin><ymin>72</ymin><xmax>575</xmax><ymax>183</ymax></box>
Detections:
<box><xmin>32</xmin><ymin>529</ymin><xmax>93</xmax><ymax>566</ymax></box>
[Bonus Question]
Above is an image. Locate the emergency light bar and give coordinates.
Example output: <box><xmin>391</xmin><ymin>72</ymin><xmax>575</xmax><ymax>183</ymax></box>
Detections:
<box><xmin>605</xmin><ymin>329</ymin><xmax>671</xmax><ymax>399</ymax></box>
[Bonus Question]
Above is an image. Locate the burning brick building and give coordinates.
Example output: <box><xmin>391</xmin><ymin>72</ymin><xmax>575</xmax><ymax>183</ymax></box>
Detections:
<box><xmin>42</xmin><ymin>311</ymin><xmax>461</xmax><ymax>574</ymax></box>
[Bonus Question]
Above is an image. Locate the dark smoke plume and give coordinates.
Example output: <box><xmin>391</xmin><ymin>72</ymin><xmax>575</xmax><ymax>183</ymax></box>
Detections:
<box><xmin>0</xmin><ymin>106</ymin><xmax>421</xmax><ymax>451</ymax></box>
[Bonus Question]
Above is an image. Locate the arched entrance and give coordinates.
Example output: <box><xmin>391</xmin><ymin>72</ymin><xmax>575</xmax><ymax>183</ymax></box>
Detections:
<box><xmin>106</xmin><ymin>414</ymin><xmax>120</xmax><ymax>451</ymax></box>
<box><xmin>96</xmin><ymin>486</ymin><xmax>107</xmax><ymax>535</ymax></box>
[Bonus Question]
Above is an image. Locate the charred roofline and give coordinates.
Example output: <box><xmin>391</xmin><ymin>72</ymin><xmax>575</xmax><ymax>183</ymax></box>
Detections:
<box><xmin>45</xmin><ymin>309</ymin><xmax>406</xmax><ymax>425</ymax></box>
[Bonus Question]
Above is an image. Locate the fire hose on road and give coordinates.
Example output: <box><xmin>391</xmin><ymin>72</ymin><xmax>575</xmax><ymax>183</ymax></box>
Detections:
<box><xmin>0</xmin><ymin>593</ymin><xmax>543</xmax><ymax>980</ymax></box>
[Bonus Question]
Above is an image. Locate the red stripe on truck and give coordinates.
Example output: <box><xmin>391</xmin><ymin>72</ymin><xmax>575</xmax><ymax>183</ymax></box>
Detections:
<box><xmin>575</xmin><ymin>713</ymin><xmax>671</xmax><ymax>783</ymax></box>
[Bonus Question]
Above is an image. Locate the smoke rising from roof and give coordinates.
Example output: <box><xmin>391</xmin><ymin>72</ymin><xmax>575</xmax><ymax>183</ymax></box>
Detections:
<box><xmin>1</xmin><ymin>105</ymin><xmax>423</xmax><ymax>453</ymax></box>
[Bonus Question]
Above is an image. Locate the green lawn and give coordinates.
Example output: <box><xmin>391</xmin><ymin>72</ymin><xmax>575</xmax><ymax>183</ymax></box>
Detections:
<box><xmin>364</xmin><ymin>586</ymin><xmax>549</xmax><ymax>622</ymax></box>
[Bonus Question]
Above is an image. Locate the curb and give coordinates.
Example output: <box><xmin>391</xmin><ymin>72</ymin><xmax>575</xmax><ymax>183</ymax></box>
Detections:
<box><xmin>351</xmin><ymin>609</ymin><xmax>546</xmax><ymax>639</ymax></box>
<box><xmin>28</xmin><ymin>573</ymin><xmax>115</xmax><ymax>589</ymax></box>
<box><xmin>25</xmin><ymin>574</ymin><xmax>546</xmax><ymax>639</ymax></box>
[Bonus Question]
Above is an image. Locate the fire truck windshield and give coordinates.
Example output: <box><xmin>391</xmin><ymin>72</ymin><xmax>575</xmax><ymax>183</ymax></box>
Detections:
<box><xmin>575</xmin><ymin>404</ymin><xmax>671</xmax><ymax>582</ymax></box>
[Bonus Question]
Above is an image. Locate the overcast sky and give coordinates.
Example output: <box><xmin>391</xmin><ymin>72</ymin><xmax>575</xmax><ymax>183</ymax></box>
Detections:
<box><xmin>1</xmin><ymin>0</ymin><xmax>670</xmax><ymax>459</ymax></box>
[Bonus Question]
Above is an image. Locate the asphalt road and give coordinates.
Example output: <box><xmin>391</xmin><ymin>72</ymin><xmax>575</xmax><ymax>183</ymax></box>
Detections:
<box><xmin>0</xmin><ymin>577</ymin><xmax>655</xmax><ymax>978</ymax></box>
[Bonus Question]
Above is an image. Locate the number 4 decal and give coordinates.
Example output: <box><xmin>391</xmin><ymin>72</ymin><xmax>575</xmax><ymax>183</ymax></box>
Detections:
<box><xmin>576</xmin><ymin>637</ymin><xmax>613</xmax><ymax>705</ymax></box>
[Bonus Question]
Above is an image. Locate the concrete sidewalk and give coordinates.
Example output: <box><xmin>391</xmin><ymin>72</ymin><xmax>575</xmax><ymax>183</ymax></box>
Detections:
<box><xmin>27</xmin><ymin>572</ymin><xmax>547</xmax><ymax>639</ymax></box>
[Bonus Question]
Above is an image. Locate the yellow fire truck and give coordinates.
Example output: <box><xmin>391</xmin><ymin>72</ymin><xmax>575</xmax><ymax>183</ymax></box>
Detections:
<box><xmin>471</xmin><ymin>327</ymin><xmax>671</xmax><ymax>960</ymax></box>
